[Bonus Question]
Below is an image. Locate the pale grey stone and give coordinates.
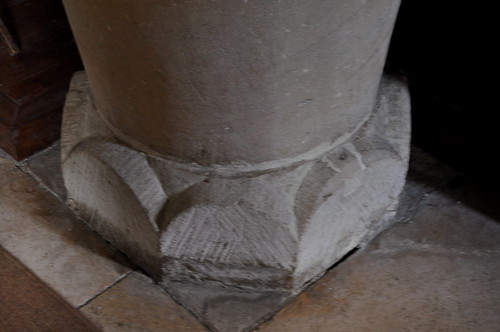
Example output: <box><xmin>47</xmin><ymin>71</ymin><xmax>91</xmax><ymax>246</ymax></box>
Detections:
<box><xmin>61</xmin><ymin>0</ymin><xmax>406</xmax><ymax>292</ymax></box>
<box><xmin>62</xmin><ymin>0</ymin><xmax>401</xmax><ymax>165</ymax></box>
<box><xmin>61</xmin><ymin>73</ymin><xmax>410</xmax><ymax>291</ymax></box>
<box><xmin>258</xmin><ymin>181</ymin><xmax>500</xmax><ymax>332</ymax></box>
<box><xmin>259</xmin><ymin>252</ymin><xmax>500</xmax><ymax>332</ymax></box>
<box><xmin>0</xmin><ymin>153</ymin><xmax>133</xmax><ymax>307</ymax></box>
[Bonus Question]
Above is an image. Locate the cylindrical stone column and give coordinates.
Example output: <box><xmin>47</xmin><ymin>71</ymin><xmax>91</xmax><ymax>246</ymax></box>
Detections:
<box><xmin>61</xmin><ymin>0</ymin><xmax>410</xmax><ymax>291</ymax></box>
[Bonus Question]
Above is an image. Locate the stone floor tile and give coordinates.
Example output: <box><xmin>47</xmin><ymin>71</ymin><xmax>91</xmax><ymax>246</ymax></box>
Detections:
<box><xmin>164</xmin><ymin>282</ymin><xmax>292</xmax><ymax>332</ymax></box>
<box><xmin>0</xmin><ymin>154</ymin><xmax>133</xmax><ymax>306</ymax></box>
<box><xmin>258</xmin><ymin>250</ymin><xmax>499</xmax><ymax>332</ymax></box>
<box><xmin>22</xmin><ymin>142</ymin><xmax>67</xmax><ymax>200</ymax></box>
<box><xmin>258</xmin><ymin>187</ymin><xmax>500</xmax><ymax>332</ymax></box>
<box><xmin>371</xmin><ymin>191</ymin><xmax>500</xmax><ymax>255</ymax></box>
<box><xmin>81</xmin><ymin>271</ymin><xmax>207</xmax><ymax>332</ymax></box>
<box><xmin>4</xmin><ymin>143</ymin><xmax>499</xmax><ymax>331</ymax></box>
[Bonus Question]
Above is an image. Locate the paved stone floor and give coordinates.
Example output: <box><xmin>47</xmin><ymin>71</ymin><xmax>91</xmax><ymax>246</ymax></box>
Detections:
<box><xmin>1</xmin><ymin>144</ymin><xmax>499</xmax><ymax>331</ymax></box>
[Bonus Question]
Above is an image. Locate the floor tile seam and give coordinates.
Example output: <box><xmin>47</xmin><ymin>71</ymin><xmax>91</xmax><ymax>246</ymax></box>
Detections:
<box><xmin>0</xmin><ymin>154</ymin><xmax>16</xmax><ymax>165</ymax></box>
<box><xmin>14</xmin><ymin>161</ymin><xmax>142</xmax><ymax>275</ymax></box>
<box><xmin>249</xmin><ymin>247</ymin><xmax>367</xmax><ymax>331</ymax></box>
<box><xmin>154</xmin><ymin>286</ymin><xmax>214</xmax><ymax>331</ymax></box>
<box><xmin>247</xmin><ymin>295</ymin><xmax>301</xmax><ymax>332</ymax></box>
<box><xmin>15</xmin><ymin>161</ymin><xmax>64</xmax><ymax>202</ymax></box>
<box><xmin>22</xmin><ymin>141</ymin><xmax>61</xmax><ymax>163</ymax></box>
<box><xmin>6</xmin><ymin>142</ymin><xmax>64</xmax><ymax>202</ymax></box>
<box><xmin>77</xmin><ymin>269</ymin><xmax>135</xmax><ymax>309</ymax></box>
<box><xmin>367</xmin><ymin>246</ymin><xmax>500</xmax><ymax>258</ymax></box>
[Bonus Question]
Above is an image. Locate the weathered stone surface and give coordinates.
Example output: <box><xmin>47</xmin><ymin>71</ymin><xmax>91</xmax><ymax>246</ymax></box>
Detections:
<box><xmin>258</xmin><ymin>189</ymin><xmax>500</xmax><ymax>332</ymax></box>
<box><xmin>63</xmin><ymin>139</ymin><xmax>166</xmax><ymax>279</ymax></box>
<box><xmin>61</xmin><ymin>73</ymin><xmax>410</xmax><ymax>291</ymax></box>
<box><xmin>61</xmin><ymin>0</ymin><xmax>408</xmax><ymax>292</ymax></box>
<box><xmin>5</xmin><ymin>142</ymin><xmax>499</xmax><ymax>331</ymax></box>
<box><xmin>260</xmin><ymin>253</ymin><xmax>500</xmax><ymax>331</ymax></box>
<box><xmin>0</xmin><ymin>152</ymin><xmax>133</xmax><ymax>307</ymax></box>
<box><xmin>62</xmin><ymin>0</ymin><xmax>401</xmax><ymax>165</ymax></box>
<box><xmin>60</xmin><ymin>71</ymin><xmax>115</xmax><ymax>161</ymax></box>
<box><xmin>80</xmin><ymin>272</ymin><xmax>206</xmax><ymax>332</ymax></box>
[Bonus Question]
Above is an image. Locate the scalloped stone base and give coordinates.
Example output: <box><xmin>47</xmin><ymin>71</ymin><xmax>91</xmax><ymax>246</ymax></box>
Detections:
<box><xmin>61</xmin><ymin>71</ymin><xmax>410</xmax><ymax>291</ymax></box>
